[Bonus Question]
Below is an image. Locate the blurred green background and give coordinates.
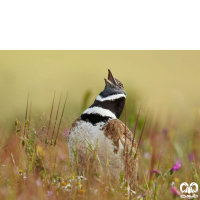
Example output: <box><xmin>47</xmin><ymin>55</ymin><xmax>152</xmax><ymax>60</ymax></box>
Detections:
<box><xmin>0</xmin><ymin>51</ymin><xmax>200</xmax><ymax>131</ymax></box>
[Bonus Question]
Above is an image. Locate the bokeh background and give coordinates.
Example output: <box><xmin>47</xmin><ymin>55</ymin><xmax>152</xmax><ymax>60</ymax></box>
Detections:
<box><xmin>0</xmin><ymin>51</ymin><xmax>200</xmax><ymax>131</ymax></box>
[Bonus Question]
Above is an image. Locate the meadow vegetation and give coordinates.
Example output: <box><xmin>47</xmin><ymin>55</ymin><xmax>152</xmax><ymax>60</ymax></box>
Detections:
<box><xmin>0</xmin><ymin>91</ymin><xmax>199</xmax><ymax>200</ymax></box>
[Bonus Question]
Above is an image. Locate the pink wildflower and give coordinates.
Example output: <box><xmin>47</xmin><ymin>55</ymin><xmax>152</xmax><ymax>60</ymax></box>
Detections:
<box><xmin>170</xmin><ymin>186</ymin><xmax>180</xmax><ymax>196</ymax></box>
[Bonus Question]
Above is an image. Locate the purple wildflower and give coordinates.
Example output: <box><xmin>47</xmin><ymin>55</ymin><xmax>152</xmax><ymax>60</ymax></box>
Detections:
<box><xmin>152</xmin><ymin>170</ymin><xmax>161</xmax><ymax>174</ymax></box>
<box><xmin>171</xmin><ymin>162</ymin><xmax>181</xmax><ymax>172</ymax></box>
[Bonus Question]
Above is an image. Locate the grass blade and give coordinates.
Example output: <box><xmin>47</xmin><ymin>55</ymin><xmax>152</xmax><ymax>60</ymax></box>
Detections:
<box><xmin>55</xmin><ymin>93</ymin><xmax>68</xmax><ymax>144</ymax></box>
<box><xmin>28</xmin><ymin>101</ymin><xmax>32</xmax><ymax>131</ymax></box>
<box><xmin>51</xmin><ymin>93</ymin><xmax>62</xmax><ymax>141</ymax></box>
<box><xmin>134</xmin><ymin>109</ymin><xmax>149</xmax><ymax>159</ymax></box>
<box><xmin>131</xmin><ymin>104</ymin><xmax>142</xmax><ymax>151</ymax></box>
<box><xmin>23</xmin><ymin>94</ymin><xmax>29</xmax><ymax>138</ymax></box>
<box><xmin>46</xmin><ymin>91</ymin><xmax>56</xmax><ymax>138</ymax></box>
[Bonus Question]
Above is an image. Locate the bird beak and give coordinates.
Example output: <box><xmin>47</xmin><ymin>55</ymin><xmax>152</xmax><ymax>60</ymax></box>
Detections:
<box><xmin>104</xmin><ymin>78</ymin><xmax>113</xmax><ymax>86</ymax></box>
<box><xmin>108</xmin><ymin>69</ymin><xmax>117</xmax><ymax>85</ymax></box>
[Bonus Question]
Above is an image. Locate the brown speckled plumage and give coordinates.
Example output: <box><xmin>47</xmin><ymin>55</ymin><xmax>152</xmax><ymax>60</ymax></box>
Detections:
<box><xmin>102</xmin><ymin>119</ymin><xmax>138</xmax><ymax>183</ymax></box>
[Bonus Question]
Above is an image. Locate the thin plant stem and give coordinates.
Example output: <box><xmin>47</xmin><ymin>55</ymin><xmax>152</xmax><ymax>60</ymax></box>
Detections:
<box><xmin>28</xmin><ymin>101</ymin><xmax>32</xmax><ymax>131</ymax></box>
<box><xmin>51</xmin><ymin>93</ymin><xmax>62</xmax><ymax>141</ymax></box>
<box><xmin>23</xmin><ymin>94</ymin><xmax>29</xmax><ymax>138</ymax></box>
<box><xmin>131</xmin><ymin>104</ymin><xmax>142</xmax><ymax>151</ymax></box>
<box><xmin>55</xmin><ymin>93</ymin><xmax>68</xmax><ymax>143</ymax></box>
<box><xmin>134</xmin><ymin>109</ymin><xmax>149</xmax><ymax>159</ymax></box>
<box><xmin>46</xmin><ymin>91</ymin><xmax>56</xmax><ymax>138</ymax></box>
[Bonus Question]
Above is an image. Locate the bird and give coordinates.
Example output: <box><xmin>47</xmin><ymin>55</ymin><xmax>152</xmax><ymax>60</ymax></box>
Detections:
<box><xmin>68</xmin><ymin>69</ymin><xmax>138</xmax><ymax>184</ymax></box>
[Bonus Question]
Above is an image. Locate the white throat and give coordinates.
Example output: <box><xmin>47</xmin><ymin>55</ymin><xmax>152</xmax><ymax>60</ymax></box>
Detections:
<box><xmin>83</xmin><ymin>107</ymin><xmax>116</xmax><ymax>119</ymax></box>
<box><xmin>96</xmin><ymin>94</ymin><xmax>126</xmax><ymax>102</ymax></box>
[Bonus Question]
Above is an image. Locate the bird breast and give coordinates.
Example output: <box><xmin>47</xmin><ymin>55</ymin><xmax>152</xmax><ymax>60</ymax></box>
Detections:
<box><xmin>68</xmin><ymin>119</ymin><xmax>125</xmax><ymax>179</ymax></box>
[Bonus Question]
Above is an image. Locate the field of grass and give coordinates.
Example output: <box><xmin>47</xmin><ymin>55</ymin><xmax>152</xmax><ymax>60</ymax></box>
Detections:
<box><xmin>0</xmin><ymin>90</ymin><xmax>199</xmax><ymax>200</ymax></box>
<box><xmin>0</xmin><ymin>51</ymin><xmax>200</xmax><ymax>199</ymax></box>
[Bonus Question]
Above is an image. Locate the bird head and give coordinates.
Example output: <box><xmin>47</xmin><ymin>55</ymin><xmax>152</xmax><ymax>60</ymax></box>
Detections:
<box><xmin>104</xmin><ymin>69</ymin><xmax>124</xmax><ymax>90</ymax></box>
<box><xmin>102</xmin><ymin>69</ymin><xmax>126</xmax><ymax>98</ymax></box>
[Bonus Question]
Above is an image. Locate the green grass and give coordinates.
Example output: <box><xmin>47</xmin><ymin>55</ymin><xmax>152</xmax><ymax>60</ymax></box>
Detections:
<box><xmin>0</xmin><ymin>92</ymin><xmax>199</xmax><ymax>200</ymax></box>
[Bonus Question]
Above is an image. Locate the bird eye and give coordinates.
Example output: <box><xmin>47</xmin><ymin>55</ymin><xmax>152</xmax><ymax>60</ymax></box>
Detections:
<box><xmin>115</xmin><ymin>78</ymin><xmax>124</xmax><ymax>89</ymax></box>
